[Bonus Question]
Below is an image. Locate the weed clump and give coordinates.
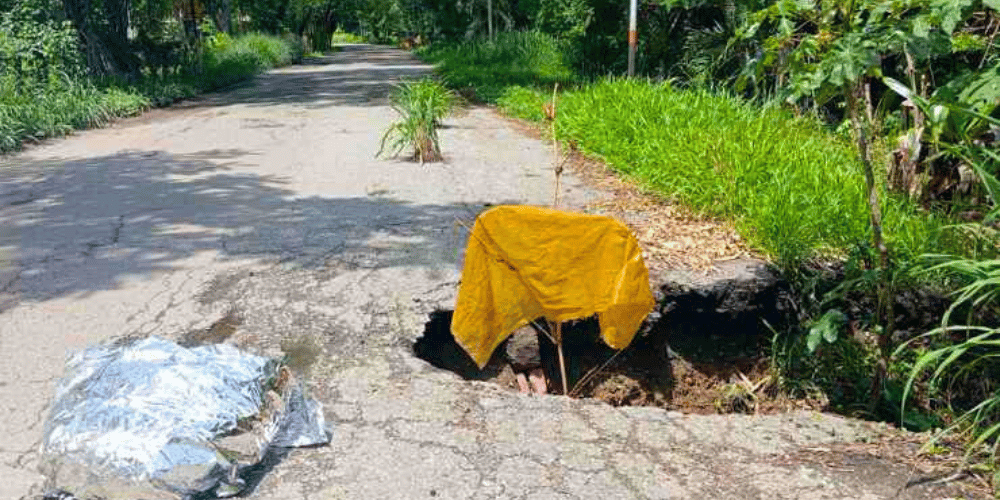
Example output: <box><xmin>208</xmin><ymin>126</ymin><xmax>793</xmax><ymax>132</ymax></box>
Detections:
<box><xmin>379</xmin><ymin>78</ymin><xmax>456</xmax><ymax>163</ymax></box>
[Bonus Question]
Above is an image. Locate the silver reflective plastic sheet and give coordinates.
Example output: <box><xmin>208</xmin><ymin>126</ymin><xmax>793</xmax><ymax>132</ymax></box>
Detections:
<box><xmin>41</xmin><ymin>336</ymin><xmax>330</xmax><ymax>499</ymax></box>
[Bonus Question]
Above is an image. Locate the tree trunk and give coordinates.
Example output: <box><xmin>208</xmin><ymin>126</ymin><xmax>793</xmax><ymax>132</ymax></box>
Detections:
<box><xmin>64</xmin><ymin>0</ymin><xmax>140</xmax><ymax>78</ymax></box>
<box><xmin>848</xmin><ymin>80</ymin><xmax>894</xmax><ymax>409</ymax></box>
<box><xmin>214</xmin><ymin>0</ymin><xmax>233</xmax><ymax>34</ymax></box>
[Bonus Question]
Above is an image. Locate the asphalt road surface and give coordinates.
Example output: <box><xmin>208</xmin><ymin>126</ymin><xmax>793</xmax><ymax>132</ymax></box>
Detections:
<box><xmin>0</xmin><ymin>45</ymin><xmax>975</xmax><ymax>499</ymax></box>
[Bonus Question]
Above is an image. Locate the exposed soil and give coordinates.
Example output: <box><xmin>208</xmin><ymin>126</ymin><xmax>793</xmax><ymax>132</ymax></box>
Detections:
<box><xmin>419</xmin><ymin>112</ymin><xmax>787</xmax><ymax>415</ymax></box>
<box><xmin>422</xmin><ymin>110</ymin><xmax>957</xmax><ymax>418</ymax></box>
<box><xmin>416</xmin><ymin>309</ymin><xmax>808</xmax><ymax>415</ymax></box>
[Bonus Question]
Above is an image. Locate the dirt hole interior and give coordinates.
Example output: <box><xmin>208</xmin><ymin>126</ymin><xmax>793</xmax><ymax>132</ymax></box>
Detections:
<box><xmin>413</xmin><ymin>309</ymin><xmax>787</xmax><ymax>414</ymax></box>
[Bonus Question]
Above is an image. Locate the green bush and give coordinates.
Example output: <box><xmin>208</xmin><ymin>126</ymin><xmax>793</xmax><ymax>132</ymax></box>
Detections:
<box><xmin>331</xmin><ymin>30</ymin><xmax>365</xmax><ymax>44</ymax></box>
<box><xmin>202</xmin><ymin>44</ymin><xmax>264</xmax><ymax>89</ymax></box>
<box><xmin>198</xmin><ymin>32</ymin><xmax>302</xmax><ymax>90</ymax></box>
<box><xmin>235</xmin><ymin>32</ymin><xmax>297</xmax><ymax>67</ymax></box>
<box><xmin>0</xmin><ymin>79</ymin><xmax>149</xmax><ymax>153</ymax></box>
<box><xmin>421</xmin><ymin>34</ymin><xmax>969</xmax><ymax>269</ymax></box>
<box><xmin>898</xmin><ymin>255</ymin><xmax>1000</xmax><ymax>468</ymax></box>
<box><xmin>497</xmin><ymin>86</ymin><xmax>547</xmax><ymax>122</ymax></box>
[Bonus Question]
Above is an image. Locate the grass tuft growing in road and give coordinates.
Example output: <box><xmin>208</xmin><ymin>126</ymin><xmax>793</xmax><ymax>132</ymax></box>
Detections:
<box><xmin>379</xmin><ymin>78</ymin><xmax>457</xmax><ymax>163</ymax></box>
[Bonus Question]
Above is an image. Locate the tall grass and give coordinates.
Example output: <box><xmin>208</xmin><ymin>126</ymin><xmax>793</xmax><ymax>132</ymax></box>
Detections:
<box><xmin>424</xmin><ymin>35</ymin><xmax>962</xmax><ymax>267</ymax></box>
<box><xmin>499</xmin><ymin>79</ymin><xmax>959</xmax><ymax>268</ymax></box>
<box><xmin>331</xmin><ymin>30</ymin><xmax>366</xmax><ymax>44</ymax></box>
<box><xmin>0</xmin><ymin>78</ymin><xmax>150</xmax><ymax>153</ymax></box>
<box><xmin>199</xmin><ymin>32</ymin><xmax>303</xmax><ymax>91</ymax></box>
<box><xmin>0</xmin><ymin>33</ymin><xmax>301</xmax><ymax>154</ymax></box>
<box><xmin>417</xmin><ymin>31</ymin><xmax>576</xmax><ymax>103</ymax></box>
<box><xmin>899</xmin><ymin>256</ymin><xmax>1000</xmax><ymax>468</ymax></box>
<box><xmin>379</xmin><ymin>78</ymin><xmax>456</xmax><ymax>163</ymax></box>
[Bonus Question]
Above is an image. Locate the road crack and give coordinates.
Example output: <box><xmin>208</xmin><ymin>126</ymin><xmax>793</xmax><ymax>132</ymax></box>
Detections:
<box><xmin>81</xmin><ymin>215</ymin><xmax>125</xmax><ymax>256</ymax></box>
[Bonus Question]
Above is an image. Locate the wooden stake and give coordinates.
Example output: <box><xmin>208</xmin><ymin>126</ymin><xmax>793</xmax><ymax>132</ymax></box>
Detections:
<box><xmin>551</xmin><ymin>83</ymin><xmax>562</xmax><ymax>208</ymax></box>
<box><xmin>554</xmin><ymin>321</ymin><xmax>568</xmax><ymax>395</ymax></box>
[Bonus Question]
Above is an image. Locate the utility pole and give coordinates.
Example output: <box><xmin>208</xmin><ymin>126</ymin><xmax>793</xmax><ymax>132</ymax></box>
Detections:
<box><xmin>488</xmin><ymin>0</ymin><xmax>494</xmax><ymax>38</ymax></box>
<box><xmin>627</xmin><ymin>0</ymin><xmax>638</xmax><ymax>76</ymax></box>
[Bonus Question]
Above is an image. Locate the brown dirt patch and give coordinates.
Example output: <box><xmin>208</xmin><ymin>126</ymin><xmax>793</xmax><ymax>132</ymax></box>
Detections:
<box><xmin>775</xmin><ymin>435</ymin><xmax>996</xmax><ymax>499</ymax></box>
<box><xmin>572</xmin><ymin>347</ymin><xmax>822</xmax><ymax>415</ymax></box>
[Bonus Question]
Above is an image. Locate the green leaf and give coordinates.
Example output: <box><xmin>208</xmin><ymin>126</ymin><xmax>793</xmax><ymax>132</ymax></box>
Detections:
<box><xmin>912</xmin><ymin>15</ymin><xmax>931</xmax><ymax>38</ymax></box>
<box><xmin>807</xmin><ymin>309</ymin><xmax>847</xmax><ymax>353</ymax></box>
<box><xmin>970</xmin><ymin>148</ymin><xmax>1000</xmax><ymax>210</ymax></box>
<box><xmin>932</xmin><ymin>0</ymin><xmax>976</xmax><ymax>33</ymax></box>
<box><xmin>929</xmin><ymin>104</ymin><xmax>949</xmax><ymax>125</ymax></box>
<box><xmin>883</xmin><ymin>76</ymin><xmax>913</xmax><ymax>100</ymax></box>
<box><xmin>806</xmin><ymin>328</ymin><xmax>822</xmax><ymax>353</ymax></box>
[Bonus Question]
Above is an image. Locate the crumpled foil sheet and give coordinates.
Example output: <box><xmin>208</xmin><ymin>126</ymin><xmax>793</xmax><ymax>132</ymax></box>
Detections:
<box><xmin>40</xmin><ymin>336</ymin><xmax>330</xmax><ymax>499</ymax></box>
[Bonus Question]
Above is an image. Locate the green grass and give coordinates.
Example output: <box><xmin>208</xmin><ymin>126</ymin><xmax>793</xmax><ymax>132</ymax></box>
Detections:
<box><xmin>331</xmin><ymin>30</ymin><xmax>366</xmax><ymax>44</ymax></box>
<box><xmin>500</xmin><ymin>79</ymin><xmax>962</xmax><ymax>269</ymax></box>
<box><xmin>0</xmin><ymin>33</ymin><xmax>300</xmax><ymax>154</ymax></box>
<box><xmin>898</xmin><ymin>255</ymin><xmax>1000</xmax><ymax>473</ymax></box>
<box><xmin>0</xmin><ymin>78</ymin><xmax>150</xmax><ymax>152</ymax></box>
<box><xmin>417</xmin><ymin>31</ymin><xmax>576</xmax><ymax>103</ymax></box>
<box><xmin>199</xmin><ymin>32</ymin><xmax>303</xmax><ymax>91</ymax></box>
<box><xmin>379</xmin><ymin>78</ymin><xmax>457</xmax><ymax>163</ymax></box>
<box><xmin>424</xmin><ymin>35</ymin><xmax>976</xmax><ymax>268</ymax></box>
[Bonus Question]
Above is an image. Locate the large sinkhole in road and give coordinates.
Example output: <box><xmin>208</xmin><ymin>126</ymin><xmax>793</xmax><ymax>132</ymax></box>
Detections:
<box><xmin>412</xmin><ymin>299</ymin><xmax>782</xmax><ymax>411</ymax></box>
<box><xmin>412</xmin><ymin>262</ymin><xmax>957</xmax><ymax>418</ymax></box>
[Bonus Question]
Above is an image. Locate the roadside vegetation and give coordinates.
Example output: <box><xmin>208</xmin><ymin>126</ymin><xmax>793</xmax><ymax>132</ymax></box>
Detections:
<box><xmin>343</xmin><ymin>0</ymin><xmax>1000</xmax><ymax>486</ymax></box>
<box><xmin>1</xmin><ymin>0</ymin><xmax>306</xmax><ymax>154</ymax></box>
<box><xmin>416</xmin><ymin>32</ymin><xmax>576</xmax><ymax>103</ymax></box>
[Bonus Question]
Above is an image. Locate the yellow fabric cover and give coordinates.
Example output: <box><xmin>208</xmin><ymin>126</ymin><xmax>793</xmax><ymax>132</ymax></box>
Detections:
<box><xmin>451</xmin><ymin>205</ymin><xmax>656</xmax><ymax>368</ymax></box>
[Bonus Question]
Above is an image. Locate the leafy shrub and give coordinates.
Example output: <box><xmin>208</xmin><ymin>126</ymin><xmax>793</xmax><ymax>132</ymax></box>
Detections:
<box><xmin>201</xmin><ymin>44</ymin><xmax>264</xmax><ymax>89</ymax></box>
<box><xmin>236</xmin><ymin>32</ymin><xmax>296</xmax><ymax>67</ymax></box>
<box><xmin>331</xmin><ymin>30</ymin><xmax>365</xmax><ymax>44</ymax></box>
<box><xmin>0</xmin><ymin>78</ymin><xmax>149</xmax><ymax>152</ymax></box>
<box><xmin>899</xmin><ymin>255</ymin><xmax>1000</xmax><ymax>469</ymax></box>
<box><xmin>282</xmin><ymin>34</ymin><xmax>306</xmax><ymax>63</ymax></box>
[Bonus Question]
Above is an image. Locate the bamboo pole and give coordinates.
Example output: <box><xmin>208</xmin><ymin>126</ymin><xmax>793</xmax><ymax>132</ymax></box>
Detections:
<box><xmin>550</xmin><ymin>83</ymin><xmax>562</xmax><ymax>208</ymax></box>
<box><xmin>554</xmin><ymin>322</ymin><xmax>568</xmax><ymax>395</ymax></box>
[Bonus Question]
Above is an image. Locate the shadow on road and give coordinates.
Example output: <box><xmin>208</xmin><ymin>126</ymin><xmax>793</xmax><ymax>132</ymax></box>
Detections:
<box><xmin>183</xmin><ymin>44</ymin><xmax>432</xmax><ymax>109</ymax></box>
<box><xmin>0</xmin><ymin>149</ymin><xmax>478</xmax><ymax>307</ymax></box>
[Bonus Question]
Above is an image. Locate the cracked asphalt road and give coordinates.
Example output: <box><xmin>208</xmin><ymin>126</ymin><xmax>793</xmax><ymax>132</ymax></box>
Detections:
<box><xmin>0</xmin><ymin>45</ymin><xmax>976</xmax><ymax>499</ymax></box>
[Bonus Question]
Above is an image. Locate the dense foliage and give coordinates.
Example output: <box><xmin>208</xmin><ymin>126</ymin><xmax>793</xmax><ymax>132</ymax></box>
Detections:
<box><xmin>0</xmin><ymin>16</ymin><xmax>300</xmax><ymax>152</ymax></box>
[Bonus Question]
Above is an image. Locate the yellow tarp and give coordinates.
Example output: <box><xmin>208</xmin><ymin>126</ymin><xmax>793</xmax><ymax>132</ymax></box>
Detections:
<box><xmin>451</xmin><ymin>205</ymin><xmax>656</xmax><ymax>368</ymax></box>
